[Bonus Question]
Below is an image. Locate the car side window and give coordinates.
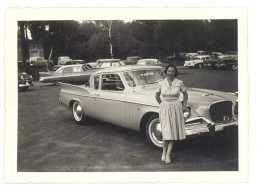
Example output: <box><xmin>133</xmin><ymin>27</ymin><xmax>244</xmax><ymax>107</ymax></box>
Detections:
<box><xmin>100</xmin><ymin>63</ymin><xmax>111</xmax><ymax>68</ymax></box>
<box><xmin>62</xmin><ymin>67</ymin><xmax>73</xmax><ymax>73</ymax></box>
<box><xmin>73</xmin><ymin>66</ymin><xmax>83</xmax><ymax>73</ymax></box>
<box><xmin>101</xmin><ymin>74</ymin><xmax>124</xmax><ymax>91</ymax></box>
<box><xmin>56</xmin><ymin>69</ymin><xmax>63</xmax><ymax>74</ymax></box>
<box><xmin>94</xmin><ymin>75</ymin><xmax>100</xmax><ymax>90</ymax></box>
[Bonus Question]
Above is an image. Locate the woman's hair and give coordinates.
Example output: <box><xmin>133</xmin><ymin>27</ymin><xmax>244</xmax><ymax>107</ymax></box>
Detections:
<box><xmin>164</xmin><ymin>64</ymin><xmax>178</xmax><ymax>77</ymax></box>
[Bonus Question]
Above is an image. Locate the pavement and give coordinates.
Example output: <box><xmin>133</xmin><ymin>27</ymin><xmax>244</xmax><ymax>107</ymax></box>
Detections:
<box><xmin>18</xmin><ymin>67</ymin><xmax>238</xmax><ymax>172</ymax></box>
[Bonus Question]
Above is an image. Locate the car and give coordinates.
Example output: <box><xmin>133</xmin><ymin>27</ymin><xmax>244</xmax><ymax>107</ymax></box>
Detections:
<box><xmin>59</xmin><ymin>65</ymin><xmax>238</xmax><ymax>149</ymax></box>
<box><xmin>205</xmin><ymin>55</ymin><xmax>237</xmax><ymax>69</ymax></box>
<box><xmin>18</xmin><ymin>62</ymin><xmax>34</xmax><ymax>91</ymax></box>
<box><xmin>57</xmin><ymin>56</ymin><xmax>72</xmax><ymax>65</ymax></box>
<box><xmin>27</xmin><ymin>57</ymin><xmax>53</xmax><ymax>68</ymax></box>
<box><xmin>136</xmin><ymin>59</ymin><xmax>168</xmax><ymax>67</ymax></box>
<box><xmin>184</xmin><ymin>55</ymin><xmax>211</xmax><ymax>69</ymax></box>
<box><xmin>39</xmin><ymin>64</ymin><xmax>96</xmax><ymax>85</ymax></box>
<box><xmin>51</xmin><ymin>60</ymin><xmax>86</xmax><ymax>71</ymax></box>
<box><xmin>215</xmin><ymin>56</ymin><xmax>238</xmax><ymax>70</ymax></box>
<box><xmin>95</xmin><ymin>59</ymin><xmax>126</xmax><ymax>68</ymax></box>
<box><xmin>123</xmin><ymin>56</ymin><xmax>142</xmax><ymax>65</ymax></box>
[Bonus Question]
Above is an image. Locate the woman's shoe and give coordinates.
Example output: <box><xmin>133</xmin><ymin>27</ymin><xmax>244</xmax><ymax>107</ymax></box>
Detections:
<box><xmin>161</xmin><ymin>155</ymin><xmax>166</xmax><ymax>162</ymax></box>
<box><xmin>165</xmin><ymin>156</ymin><xmax>171</xmax><ymax>164</ymax></box>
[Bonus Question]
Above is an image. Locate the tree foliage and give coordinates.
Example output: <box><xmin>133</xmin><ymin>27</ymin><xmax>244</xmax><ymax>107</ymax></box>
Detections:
<box><xmin>20</xmin><ymin>19</ymin><xmax>238</xmax><ymax>62</ymax></box>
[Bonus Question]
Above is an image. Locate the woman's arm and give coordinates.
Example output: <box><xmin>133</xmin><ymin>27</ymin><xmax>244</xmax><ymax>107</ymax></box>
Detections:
<box><xmin>155</xmin><ymin>92</ymin><xmax>162</xmax><ymax>104</ymax></box>
<box><xmin>182</xmin><ymin>90</ymin><xmax>188</xmax><ymax>111</ymax></box>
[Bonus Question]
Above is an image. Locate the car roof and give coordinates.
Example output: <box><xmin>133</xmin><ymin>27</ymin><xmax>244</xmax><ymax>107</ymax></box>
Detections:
<box><xmin>127</xmin><ymin>56</ymin><xmax>141</xmax><ymax>58</ymax></box>
<box><xmin>57</xmin><ymin>64</ymin><xmax>83</xmax><ymax>70</ymax></box>
<box><xmin>138</xmin><ymin>58</ymin><xmax>158</xmax><ymax>61</ymax></box>
<box><xmin>92</xmin><ymin>65</ymin><xmax>163</xmax><ymax>75</ymax></box>
<box><xmin>194</xmin><ymin>55</ymin><xmax>211</xmax><ymax>58</ymax></box>
<box><xmin>96</xmin><ymin>59</ymin><xmax>120</xmax><ymax>63</ymax></box>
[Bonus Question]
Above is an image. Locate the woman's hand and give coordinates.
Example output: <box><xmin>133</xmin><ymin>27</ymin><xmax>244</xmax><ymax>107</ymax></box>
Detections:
<box><xmin>182</xmin><ymin>105</ymin><xmax>189</xmax><ymax>112</ymax></box>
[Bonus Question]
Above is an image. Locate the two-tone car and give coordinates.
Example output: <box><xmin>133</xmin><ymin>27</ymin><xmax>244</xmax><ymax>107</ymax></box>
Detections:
<box><xmin>59</xmin><ymin>65</ymin><xmax>238</xmax><ymax>149</ymax></box>
<box><xmin>39</xmin><ymin>64</ymin><xmax>96</xmax><ymax>85</ymax></box>
<box><xmin>184</xmin><ymin>55</ymin><xmax>211</xmax><ymax>69</ymax></box>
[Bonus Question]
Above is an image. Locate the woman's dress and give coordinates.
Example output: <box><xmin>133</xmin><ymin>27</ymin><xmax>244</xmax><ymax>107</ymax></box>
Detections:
<box><xmin>156</xmin><ymin>78</ymin><xmax>186</xmax><ymax>140</ymax></box>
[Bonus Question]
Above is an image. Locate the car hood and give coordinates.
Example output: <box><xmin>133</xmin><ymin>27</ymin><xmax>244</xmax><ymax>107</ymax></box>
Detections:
<box><xmin>131</xmin><ymin>85</ymin><xmax>237</xmax><ymax>106</ymax></box>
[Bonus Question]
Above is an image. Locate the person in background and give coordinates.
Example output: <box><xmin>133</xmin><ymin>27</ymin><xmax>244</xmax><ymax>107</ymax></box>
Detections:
<box><xmin>155</xmin><ymin>64</ymin><xmax>188</xmax><ymax>164</ymax></box>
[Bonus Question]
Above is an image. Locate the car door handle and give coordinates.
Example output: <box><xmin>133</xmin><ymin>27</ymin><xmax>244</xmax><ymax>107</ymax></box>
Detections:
<box><xmin>95</xmin><ymin>93</ymin><xmax>100</xmax><ymax>97</ymax></box>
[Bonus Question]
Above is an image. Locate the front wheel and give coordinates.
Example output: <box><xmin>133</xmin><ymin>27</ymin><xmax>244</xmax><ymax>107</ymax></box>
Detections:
<box><xmin>146</xmin><ymin>114</ymin><xmax>163</xmax><ymax>149</ymax></box>
<box><xmin>195</xmin><ymin>63</ymin><xmax>203</xmax><ymax>69</ymax></box>
<box><xmin>72</xmin><ymin>101</ymin><xmax>86</xmax><ymax>124</ymax></box>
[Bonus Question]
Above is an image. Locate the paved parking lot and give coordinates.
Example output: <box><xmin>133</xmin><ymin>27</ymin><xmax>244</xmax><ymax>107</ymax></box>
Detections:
<box><xmin>18</xmin><ymin>67</ymin><xmax>238</xmax><ymax>172</ymax></box>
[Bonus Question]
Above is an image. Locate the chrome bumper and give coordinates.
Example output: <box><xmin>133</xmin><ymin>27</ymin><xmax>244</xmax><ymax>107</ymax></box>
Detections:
<box><xmin>185</xmin><ymin>117</ymin><xmax>238</xmax><ymax>136</ymax></box>
<box><xmin>19</xmin><ymin>83</ymin><xmax>30</xmax><ymax>87</ymax></box>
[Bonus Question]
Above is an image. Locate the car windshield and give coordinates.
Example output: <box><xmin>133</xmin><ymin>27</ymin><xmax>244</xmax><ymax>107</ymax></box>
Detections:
<box><xmin>123</xmin><ymin>69</ymin><xmax>165</xmax><ymax>87</ymax></box>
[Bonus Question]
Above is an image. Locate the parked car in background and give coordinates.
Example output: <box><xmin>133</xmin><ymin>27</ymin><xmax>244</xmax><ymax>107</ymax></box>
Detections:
<box><xmin>18</xmin><ymin>63</ymin><xmax>34</xmax><ymax>91</ymax></box>
<box><xmin>57</xmin><ymin>56</ymin><xmax>72</xmax><ymax>65</ymax></box>
<box><xmin>27</xmin><ymin>57</ymin><xmax>53</xmax><ymax>67</ymax></box>
<box><xmin>59</xmin><ymin>65</ymin><xmax>238</xmax><ymax>148</ymax></box>
<box><xmin>205</xmin><ymin>55</ymin><xmax>237</xmax><ymax>69</ymax></box>
<box><xmin>95</xmin><ymin>59</ymin><xmax>126</xmax><ymax>68</ymax></box>
<box><xmin>184</xmin><ymin>55</ymin><xmax>211</xmax><ymax>69</ymax></box>
<box><xmin>136</xmin><ymin>59</ymin><xmax>168</xmax><ymax>67</ymax></box>
<box><xmin>215</xmin><ymin>55</ymin><xmax>238</xmax><ymax>70</ymax></box>
<box><xmin>39</xmin><ymin>64</ymin><xmax>96</xmax><ymax>85</ymax></box>
<box><xmin>52</xmin><ymin>60</ymin><xmax>86</xmax><ymax>71</ymax></box>
<box><xmin>123</xmin><ymin>56</ymin><xmax>142</xmax><ymax>65</ymax></box>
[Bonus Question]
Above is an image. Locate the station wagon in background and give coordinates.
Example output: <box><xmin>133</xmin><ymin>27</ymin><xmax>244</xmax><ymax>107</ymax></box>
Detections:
<box><xmin>39</xmin><ymin>64</ymin><xmax>96</xmax><ymax>85</ymax></box>
<box><xmin>184</xmin><ymin>55</ymin><xmax>211</xmax><ymax>69</ymax></box>
<box><xmin>59</xmin><ymin>65</ymin><xmax>238</xmax><ymax>148</ymax></box>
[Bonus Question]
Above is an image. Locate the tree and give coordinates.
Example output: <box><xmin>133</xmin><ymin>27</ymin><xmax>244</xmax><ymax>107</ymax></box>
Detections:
<box><xmin>94</xmin><ymin>20</ymin><xmax>114</xmax><ymax>58</ymax></box>
<box><xmin>18</xmin><ymin>21</ymin><xmax>29</xmax><ymax>72</ymax></box>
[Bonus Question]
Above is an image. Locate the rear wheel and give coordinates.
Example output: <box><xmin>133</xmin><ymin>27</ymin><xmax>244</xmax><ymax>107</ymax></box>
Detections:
<box><xmin>72</xmin><ymin>101</ymin><xmax>86</xmax><ymax>124</ymax></box>
<box><xmin>146</xmin><ymin>114</ymin><xmax>163</xmax><ymax>149</ymax></box>
<box><xmin>195</xmin><ymin>63</ymin><xmax>203</xmax><ymax>69</ymax></box>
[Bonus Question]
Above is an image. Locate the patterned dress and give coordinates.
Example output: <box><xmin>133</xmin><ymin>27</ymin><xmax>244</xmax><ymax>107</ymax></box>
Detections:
<box><xmin>156</xmin><ymin>78</ymin><xmax>186</xmax><ymax>140</ymax></box>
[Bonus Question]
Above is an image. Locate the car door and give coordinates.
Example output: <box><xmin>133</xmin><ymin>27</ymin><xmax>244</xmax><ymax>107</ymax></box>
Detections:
<box><xmin>94</xmin><ymin>73</ymin><xmax>126</xmax><ymax>125</ymax></box>
<box><xmin>70</xmin><ymin>66</ymin><xmax>89</xmax><ymax>84</ymax></box>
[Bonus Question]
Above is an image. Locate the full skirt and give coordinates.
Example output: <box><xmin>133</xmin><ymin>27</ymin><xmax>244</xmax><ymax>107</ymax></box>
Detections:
<box><xmin>159</xmin><ymin>101</ymin><xmax>186</xmax><ymax>140</ymax></box>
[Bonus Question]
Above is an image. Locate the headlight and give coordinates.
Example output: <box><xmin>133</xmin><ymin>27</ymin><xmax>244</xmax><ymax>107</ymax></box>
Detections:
<box><xmin>183</xmin><ymin>107</ymin><xmax>191</xmax><ymax>120</ymax></box>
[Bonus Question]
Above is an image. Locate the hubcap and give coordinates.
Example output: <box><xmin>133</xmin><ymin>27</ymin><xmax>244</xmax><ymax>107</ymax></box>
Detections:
<box><xmin>73</xmin><ymin>102</ymin><xmax>83</xmax><ymax>121</ymax></box>
<box><xmin>149</xmin><ymin>119</ymin><xmax>163</xmax><ymax>147</ymax></box>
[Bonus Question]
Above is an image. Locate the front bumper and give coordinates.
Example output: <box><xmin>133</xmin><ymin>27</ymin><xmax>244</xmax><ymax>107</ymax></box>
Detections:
<box><xmin>185</xmin><ymin>117</ymin><xmax>238</xmax><ymax>136</ymax></box>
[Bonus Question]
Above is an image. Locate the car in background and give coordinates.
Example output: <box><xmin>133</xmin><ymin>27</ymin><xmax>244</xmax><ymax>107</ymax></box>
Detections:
<box><xmin>205</xmin><ymin>55</ymin><xmax>237</xmax><ymax>69</ymax></box>
<box><xmin>27</xmin><ymin>57</ymin><xmax>53</xmax><ymax>68</ymax></box>
<box><xmin>136</xmin><ymin>59</ymin><xmax>168</xmax><ymax>67</ymax></box>
<box><xmin>51</xmin><ymin>60</ymin><xmax>86</xmax><ymax>71</ymax></box>
<box><xmin>215</xmin><ymin>55</ymin><xmax>238</xmax><ymax>70</ymax></box>
<box><xmin>95</xmin><ymin>59</ymin><xmax>126</xmax><ymax>68</ymax></box>
<box><xmin>123</xmin><ymin>56</ymin><xmax>142</xmax><ymax>65</ymax></box>
<box><xmin>39</xmin><ymin>64</ymin><xmax>96</xmax><ymax>85</ymax></box>
<box><xmin>18</xmin><ymin>62</ymin><xmax>34</xmax><ymax>91</ymax></box>
<box><xmin>184</xmin><ymin>55</ymin><xmax>211</xmax><ymax>69</ymax></box>
<box><xmin>59</xmin><ymin>65</ymin><xmax>238</xmax><ymax>148</ymax></box>
<box><xmin>57</xmin><ymin>56</ymin><xmax>72</xmax><ymax>65</ymax></box>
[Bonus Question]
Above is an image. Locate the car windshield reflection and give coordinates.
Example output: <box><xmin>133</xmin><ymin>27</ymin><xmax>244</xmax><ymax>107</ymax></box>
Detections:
<box><xmin>124</xmin><ymin>69</ymin><xmax>165</xmax><ymax>87</ymax></box>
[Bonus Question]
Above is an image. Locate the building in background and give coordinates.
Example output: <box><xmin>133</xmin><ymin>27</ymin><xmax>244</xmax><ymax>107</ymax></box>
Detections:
<box><xmin>18</xmin><ymin>40</ymin><xmax>44</xmax><ymax>62</ymax></box>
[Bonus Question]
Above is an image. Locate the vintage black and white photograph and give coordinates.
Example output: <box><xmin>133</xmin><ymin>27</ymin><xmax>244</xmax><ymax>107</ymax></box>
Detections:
<box><xmin>4</xmin><ymin>8</ymin><xmax>248</xmax><ymax>183</ymax></box>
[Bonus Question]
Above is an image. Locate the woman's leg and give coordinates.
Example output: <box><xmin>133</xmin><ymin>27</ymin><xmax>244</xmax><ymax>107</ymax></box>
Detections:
<box><xmin>165</xmin><ymin>140</ymin><xmax>174</xmax><ymax>163</ymax></box>
<box><xmin>161</xmin><ymin>140</ymin><xmax>169</xmax><ymax>161</ymax></box>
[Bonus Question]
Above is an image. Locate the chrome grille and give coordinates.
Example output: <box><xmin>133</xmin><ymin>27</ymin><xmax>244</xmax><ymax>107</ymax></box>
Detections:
<box><xmin>209</xmin><ymin>101</ymin><xmax>233</xmax><ymax>122</ymax></box>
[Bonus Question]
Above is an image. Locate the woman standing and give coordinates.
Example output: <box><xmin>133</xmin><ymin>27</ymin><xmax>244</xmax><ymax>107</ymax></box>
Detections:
<box><xmin>155</xmin><ymin>65</ymin><xmax>188</xmax><ymax>164</ymax></box>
